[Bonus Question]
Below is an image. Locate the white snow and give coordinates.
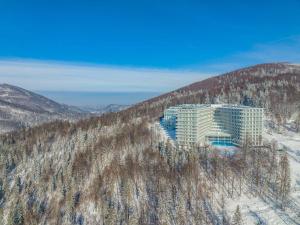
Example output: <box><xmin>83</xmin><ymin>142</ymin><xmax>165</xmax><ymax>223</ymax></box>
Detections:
<box><xmin>225</xmin><ymin>124</ymin><xmax>300</xmax><ymax>225</ymax></box>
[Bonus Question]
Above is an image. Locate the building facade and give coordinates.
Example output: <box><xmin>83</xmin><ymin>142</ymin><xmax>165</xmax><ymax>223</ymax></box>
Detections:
<box><xmin>163</xmin><ymin>104</ymin><xmax>264</xmax><ymax>147</ymax></box>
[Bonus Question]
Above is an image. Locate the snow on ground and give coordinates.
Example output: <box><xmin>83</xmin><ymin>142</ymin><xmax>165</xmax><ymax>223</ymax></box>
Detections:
<box><xmin>157</xmin><ymin>118</ymin><xmax>300</xmax><ymax>224</ymax></box>
<box><xmin>212</xmin><ymin>145</ymin><xmax>239</xmax><ymax>156</ymax></box>
<box><xmin>225</xmin><ymin>126</ymin><xmax>300</xmax><ymax>225</ymax></box>
<box><xmin>264</xmin><ymin>129</ymin><xmax>300</xmax><ymax>190</ymax></box>
<box><xmin>226</xmin><ymin>191</ymin><xmax>300</xmax><ymax>225</ymax></box>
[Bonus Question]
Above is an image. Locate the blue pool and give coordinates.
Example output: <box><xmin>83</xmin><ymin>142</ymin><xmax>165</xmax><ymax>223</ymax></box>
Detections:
<box><xmin>210</xmin><ymin>141</ymin><xmax>237</xmax><ymax>147</ymax></box>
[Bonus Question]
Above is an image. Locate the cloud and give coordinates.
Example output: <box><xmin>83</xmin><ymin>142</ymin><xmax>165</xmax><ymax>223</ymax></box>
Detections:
<box><xmin>0</xmin><ymin>59</ymin><xmax>210</xmax><ymax>92</ymax></box>
<box><xmin>1</xmin><ymin>36</ymin><xmax>299</xmax><ymax>94</ymax></box>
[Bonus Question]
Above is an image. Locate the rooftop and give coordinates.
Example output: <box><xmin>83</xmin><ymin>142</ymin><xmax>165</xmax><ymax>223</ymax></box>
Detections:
<box><xmin>167</xmin><ymin>104</ymin><xmax>263</xmax><ymax>110</ymax></box>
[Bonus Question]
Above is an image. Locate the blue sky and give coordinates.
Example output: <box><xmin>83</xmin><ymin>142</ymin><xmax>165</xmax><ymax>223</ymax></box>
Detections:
<box><xmin>0</xmin><ymin>0</ymin><xmax>300</xmax><ymax>97</ymax></box>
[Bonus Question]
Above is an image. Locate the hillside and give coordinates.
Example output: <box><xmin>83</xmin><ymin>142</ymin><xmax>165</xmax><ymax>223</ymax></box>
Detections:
<box><xmin>0</xmin><ymin>63</ymin><xmax>299</xmax><ymax>225</ymax></box>
<box><xmin>134</xmin><ymin>63</ymin><xmax>300</xmax><ymax>121</ymax></box>
<box><xmin>0</xmin><ymin>84</ymin><xmax>85</xmax><ymax>133</ymax></box>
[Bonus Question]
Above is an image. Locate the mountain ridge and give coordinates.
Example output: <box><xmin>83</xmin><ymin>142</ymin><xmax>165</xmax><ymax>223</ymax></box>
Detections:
<box><xmin>135</xmin><ymin>62</ymin><xmax>299</xmax><ymax>119</ymax></box>
<box><xmin>0</xmin><ymin>83</ymin><xmax>86</xmax><ymax>133</ymax></box>
<box><xmin>0</xmin><ymin>83</ymin><xmax>83</xmax><ymax>113</ymax></box>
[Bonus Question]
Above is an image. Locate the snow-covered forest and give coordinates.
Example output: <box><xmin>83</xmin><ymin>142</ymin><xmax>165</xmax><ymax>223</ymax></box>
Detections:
<box><xmin>0</xmin><ymin>84</ymin><xmax>86</xmax><ymax>133</ymax></box>
<box><xmin>0</xmin><ymin>63</ymin><xmax>299</xmax><ymax>225</ymax></box>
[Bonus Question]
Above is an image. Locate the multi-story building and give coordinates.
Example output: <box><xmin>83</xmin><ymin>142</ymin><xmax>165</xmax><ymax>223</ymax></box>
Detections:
<box><xmin>163</xmin><ymin>104</ymin><xmax>264</xmax><ymax>147</ymax></box>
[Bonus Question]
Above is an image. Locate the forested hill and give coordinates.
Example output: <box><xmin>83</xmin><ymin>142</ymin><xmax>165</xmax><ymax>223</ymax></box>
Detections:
<box><xmin>132</xmin><ymin>62</ymin><xmax>300</xmax><ymax>121</ymax></box>
<box><xmin>0</xmin><ymin>63</ymin><xmax>299</xmax><ymax>225</ymax></box>
<box><xmin>0</xmin><ymin>84</ymin><xmax>85</xmax><ymax>133</ymax></box>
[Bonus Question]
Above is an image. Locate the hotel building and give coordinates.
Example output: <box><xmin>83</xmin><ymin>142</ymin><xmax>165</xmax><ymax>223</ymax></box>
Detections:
<box><xmin>163</xmin><ymin>104</ymin><xmax>264</xmax><ymax>147</ymax></box>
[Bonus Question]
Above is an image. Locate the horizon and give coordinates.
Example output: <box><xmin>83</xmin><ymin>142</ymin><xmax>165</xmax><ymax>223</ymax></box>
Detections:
<box><xmin>1</xmin><ymin>1</ymin><xmax>300</xmax><ymax>106</ymax></box>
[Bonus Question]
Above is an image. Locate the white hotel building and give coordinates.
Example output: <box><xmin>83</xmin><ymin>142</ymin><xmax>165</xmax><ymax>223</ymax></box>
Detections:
<box><xmin>163</xmin><ymin>104</ymin><xmax>264</xmax><ymax>147</ymax></box>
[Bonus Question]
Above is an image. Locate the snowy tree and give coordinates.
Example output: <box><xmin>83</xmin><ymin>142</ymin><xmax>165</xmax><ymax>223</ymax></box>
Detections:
<box><xmin>295</xmin><ymin>113</ymin><xmax>300</xmax><ymax>133</ymax></box>
<box><xmin>0</xmin><ymin>208</ymin><xmax>3</xmax><ymax>224</ymax></box>
<box><xmin>232</xmin><ymin>205</ymin><xmax>243</xmax><ymax>225</ymax></box>
<box><xmin>8</xmin><ymin>200</ymin><xmax>24</xmax><ymax>225</ymax></box>
<box><xmin>279</xmin><ymin>153</ymin><xmax>291</xmax><ymax>207</ymax></box>
<box><xmin>0</xmin><ymin>179</ymin><xmax>5</xmax><ymax>207</ymax></box>
<box><xmin>220</xmin><ymin>195</ymin><xmax>229</xmax><ymax>225</ymax></box>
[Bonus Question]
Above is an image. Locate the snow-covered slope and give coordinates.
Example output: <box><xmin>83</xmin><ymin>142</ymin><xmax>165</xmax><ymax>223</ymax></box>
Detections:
<box><xmin>223</xmin><ymin>127</ymin><xmax>300</xmax><ymax>225</ymax></box>
<box><xmin>0</xmin><ymin>63</ymin><xmax>299</xmax><ymax>225</ymax></box>
<box><xmin>0</xmin><ymin>84</ymin><xmax>85</xmax><ymax>133</ymax></box>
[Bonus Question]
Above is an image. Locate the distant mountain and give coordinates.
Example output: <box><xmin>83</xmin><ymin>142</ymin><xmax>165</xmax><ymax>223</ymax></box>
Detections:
<box><xmin>0</xmin><ymin>84</ymin><xmax>86</xmax><ymax>133</ymax></box>
<box><xmin>101</xmin><ymin>104</ymin><xmax>130</xmax><ymax>113</ymax></box>
<box><xmin>80</xmin><ymin>104</ymin><xmax>130</xmax><ymax>114</ymax></box>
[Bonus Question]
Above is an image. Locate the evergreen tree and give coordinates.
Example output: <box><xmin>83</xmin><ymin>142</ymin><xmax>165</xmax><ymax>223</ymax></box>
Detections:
<box><xmin>232</xmin><ymin>205</ymin><xmax>243</xmax><ymax>225</ymax></box>
<box><xmin>220</xmin><ymin>195</ymin><xmax>229</xmax><ymax>225</ymax></box>
<box><xmin>295</xmin><ymin>113</ymin><xmax>300</xmax><ymax>132</ymax></box>
<box><xmin>8</xmin><ymin>200</ymin><xmax>24</xmax><ymax>225</ymax></box>
<box><xmin>279</xmin><ymin>153</ymin><xmax>291</xmax><ymax>207</ymax></box>
<box><xmin>0</xmin><ymin>179</ymin><xmax>5</xmax><ymax>207</ymax></box>
<box><xmin>0</xmin><ymin>208</ymin><xmax>3</xmax><ymax>224</ymax></box>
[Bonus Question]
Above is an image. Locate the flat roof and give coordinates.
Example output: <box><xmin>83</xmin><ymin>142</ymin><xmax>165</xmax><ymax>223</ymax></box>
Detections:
<box><xmin>166</xmin><ymin>104</ymin><xmax>263</xmax><ymax>110</ymax></box>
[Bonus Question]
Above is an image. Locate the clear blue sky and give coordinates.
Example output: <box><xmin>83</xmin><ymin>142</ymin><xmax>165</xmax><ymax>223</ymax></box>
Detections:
<box><xmin>1</xmin><ymin>0</ymin><xmax>300</xmax><ymax>69</ymax></box>
<box><xmin>0</xmin><ymin>0</ymin><xmax>300</xmax><ymax>104</ymax></box>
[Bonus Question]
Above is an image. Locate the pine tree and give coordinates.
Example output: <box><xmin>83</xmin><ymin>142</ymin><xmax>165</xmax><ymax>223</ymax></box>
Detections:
<box><xmin>8</xmin><ymin>200</ymin><xmax>24</xmax><ymax>225</ymax></box>
<box><xmin>0</xmin><ymin>207</ymin><xmax>3</xmax><ymax>224</ymax></box>
<box><xmin>232</xmin><ymin>205</ymin><xmax>243</xmax><ymax>225</ymax></box>
<box><xmin>295</xmin><ymin>113</ymin><xmax>300</xmax><ymax>132</ymax></box>
<box><xmin>220</xmin><ymin>195</ymin><xmax>229</xmax><ymax>225</ymax></box>
<box><xmin>0</xmin><ymin>179</ymin><xmax>5</xmax><ymax>207</ymax></box>
<box><xmin>279</xmin><ymin>153</ymin><xmax>291</xmax><ymax>207</ymax></box>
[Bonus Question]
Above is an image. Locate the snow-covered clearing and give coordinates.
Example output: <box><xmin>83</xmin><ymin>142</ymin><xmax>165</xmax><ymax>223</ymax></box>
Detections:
<box><xmin>225</xmin><ymin>127</ymin><xmax>300</xmax><ymax>225</ymax></box>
